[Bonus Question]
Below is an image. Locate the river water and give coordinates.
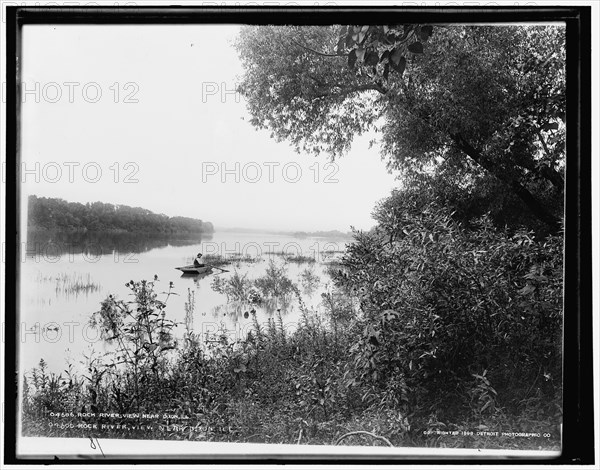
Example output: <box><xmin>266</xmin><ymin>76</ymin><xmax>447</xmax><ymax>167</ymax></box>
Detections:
<box><xmin>19</xmin><ymin>230</ymin><xmax>352</xmax><ymax>375</ymax></box>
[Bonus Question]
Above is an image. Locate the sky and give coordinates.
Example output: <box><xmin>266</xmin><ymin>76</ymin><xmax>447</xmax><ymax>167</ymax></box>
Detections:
<box><xmin>19</xmin><ymin>24</ymin><xmax>400</xmax><ymax>232</ymax></box>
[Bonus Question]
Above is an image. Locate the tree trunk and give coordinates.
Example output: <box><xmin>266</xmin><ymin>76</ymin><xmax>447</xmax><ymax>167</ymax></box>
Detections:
<box><xmin>451</xmin><ymin>133</ymin><xmax>561</xmax><ymax>233</ymax></box>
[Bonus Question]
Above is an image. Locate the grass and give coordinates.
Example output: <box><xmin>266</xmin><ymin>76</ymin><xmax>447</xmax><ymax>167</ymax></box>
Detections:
<box><xmin>203</xmin><ymin>253</ymin><xmax>262</xmax><ymax>266</ymax></box>
<box><xmin>36</xmin><ymin>271</ymin><xmax>101</xmax><ymax>297</ymax></box>
<box><xmin>264</xmin><ymin>251</ymin><xmax>316</xmax><ymax>264</ymax></box>
<box><xmin>284</xmin><ymin>254</ymin><xmax>316</xmax><ymax>264</ymax></box>
<box><xmin>21</xmin><ymin>266</ymin><xmax>561</xmax><ymax>451</ymax></box>
<box><xmin>21</xmin><ymin>314</ymin><xmax>560</xmax><ymax>449</ymax></box>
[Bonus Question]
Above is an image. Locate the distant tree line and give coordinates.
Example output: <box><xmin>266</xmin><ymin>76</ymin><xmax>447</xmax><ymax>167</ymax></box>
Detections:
<box><xmin>27</xmin><ymin>195</ymin><xmax>214</xmax><ymax>234</ymax></box>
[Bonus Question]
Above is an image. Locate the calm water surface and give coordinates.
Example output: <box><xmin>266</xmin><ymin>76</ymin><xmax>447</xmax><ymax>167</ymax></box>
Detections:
<box><xmin>19</xmin><ymin>231</ymin><xmax>351</xmax><ymax>374</ymax></box>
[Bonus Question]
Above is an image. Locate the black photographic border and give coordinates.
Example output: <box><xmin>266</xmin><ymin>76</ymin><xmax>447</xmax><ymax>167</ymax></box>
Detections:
<box><xmin>3</xmin><ymin>5</ymin><xmax>593</xmax><ymax>465</ymax></box>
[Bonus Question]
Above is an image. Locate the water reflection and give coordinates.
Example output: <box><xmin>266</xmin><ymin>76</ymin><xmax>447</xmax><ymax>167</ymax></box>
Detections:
<box><xmin>25</xmin><ymin>230</ymin><xmax>212</xmax><ymax>258</ymax></box>
<box><xmin>179</xmin><ymin>271</ymin><xmax>213</xmax><ymax>286</ymax></box>
<box><xmin>209</xmin><ymin>297</ymin><xmax>295</xmax><ymax>323</ymax></box>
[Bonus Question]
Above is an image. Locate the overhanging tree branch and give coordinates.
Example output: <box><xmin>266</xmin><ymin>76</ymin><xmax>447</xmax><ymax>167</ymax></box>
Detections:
<box><xmin>450</xmin><ymin>133</ymin><xmax>561</xmax><ymax>232</ymax></box>
<box><xmin>392</xmin><ymin>86</ymin><xmax>561</xmax><ymax>232</ymax></box>
<box><xmin>513</xmin><ymin>153</ymin><xmax>564</xmax><ymax>189</ymax></box>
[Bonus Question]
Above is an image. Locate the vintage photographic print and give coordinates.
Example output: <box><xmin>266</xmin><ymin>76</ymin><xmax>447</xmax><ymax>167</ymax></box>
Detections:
<box><xmin>3</xmin><ymin>4</ymin><xmax>593</xmax><ymax>463</ymax></box>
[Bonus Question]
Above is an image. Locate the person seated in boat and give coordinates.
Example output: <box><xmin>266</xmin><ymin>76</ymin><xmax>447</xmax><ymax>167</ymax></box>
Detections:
<box><xmin>193</xmin><ymin>252</ymin><xmax>204</xmax><ymax>267</ymax></box>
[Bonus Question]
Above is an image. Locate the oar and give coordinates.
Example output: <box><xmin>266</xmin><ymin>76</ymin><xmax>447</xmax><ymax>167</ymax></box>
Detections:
<box><xmin>207</xmin><ymin>264</ymin><xmax>229</xmax><ymax>273</ymax></box>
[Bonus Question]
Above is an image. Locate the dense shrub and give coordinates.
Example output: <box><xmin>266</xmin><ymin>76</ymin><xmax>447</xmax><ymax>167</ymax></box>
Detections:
<box><xmin>334</xmin><ymin>203</ymin><xmax>563</xmax><ymax>418</ymax></box>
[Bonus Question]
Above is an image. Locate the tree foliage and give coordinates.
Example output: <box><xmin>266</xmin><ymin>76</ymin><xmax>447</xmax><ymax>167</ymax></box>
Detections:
<box><xmin>27</xmin><ymin>195</ymin><xmax>214</xmax><ymax>234</ymax></box>
<box><xmin>236</xmin><ymin>25</ymin><xmax>565</xmax><ymax>232</ymax></box>
<box><xmin>236</xmin><ymin>25</ymin><xmax>381</xmax><ymax>157</ymax></box>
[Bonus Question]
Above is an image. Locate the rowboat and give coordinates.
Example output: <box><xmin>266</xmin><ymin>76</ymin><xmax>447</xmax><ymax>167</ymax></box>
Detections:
<box><xmin>175</xmin><ymin>265</ymin><xmax>213</xmax><ymax>274</ymax></box>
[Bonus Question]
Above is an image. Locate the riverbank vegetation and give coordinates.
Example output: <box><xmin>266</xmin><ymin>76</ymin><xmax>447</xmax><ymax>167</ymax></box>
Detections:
<box><xmin>22</xmin><ymin>214</ymin><xmax>562</xmax><ymax>449</ymax></box>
